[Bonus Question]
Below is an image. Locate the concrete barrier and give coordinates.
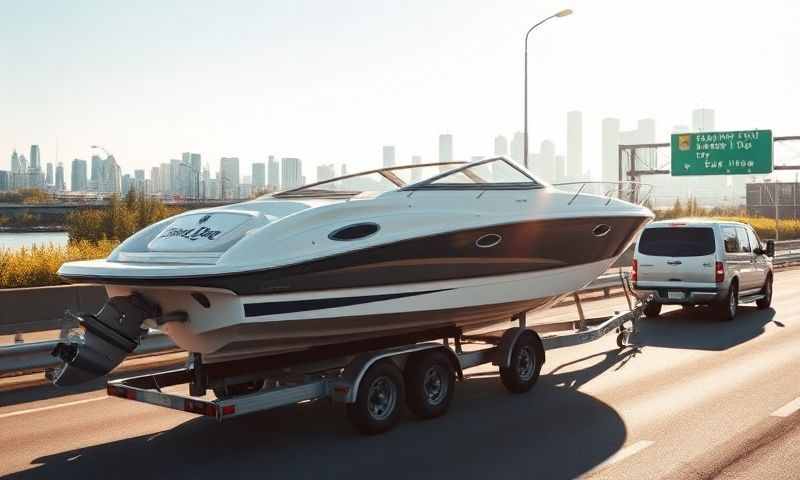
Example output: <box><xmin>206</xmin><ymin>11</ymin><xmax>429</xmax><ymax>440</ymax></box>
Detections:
<box><xmin>0</xmin><ymin>284</ymin><xmax>107</xmax><ymax>335</ymax></box>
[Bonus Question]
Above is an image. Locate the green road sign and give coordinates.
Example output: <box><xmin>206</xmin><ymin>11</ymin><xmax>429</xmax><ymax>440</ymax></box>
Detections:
<box><xmin>671</xmin><ymin>129</ymin><xmax>773</xmax><ymax>176</ymax></box>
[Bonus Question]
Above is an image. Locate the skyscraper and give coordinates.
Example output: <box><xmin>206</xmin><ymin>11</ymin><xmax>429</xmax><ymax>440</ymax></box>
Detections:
<box><xmin>692</xmin><ymin>109</ymin><xmax>715</xmax><ymax>132</ymax></box>
<box><xmin>29</xmin><ymin>145</ymin><xmax>41</xmax><ymax>171</ymax></box>
<box><xmin>10</xmin><ymin>150</ymin><xmax>20</xmax><ymax>173</ymax></box>
<box><xmin>411</xmin><ymin>155</ymin><xmax>422</xmax><ymax>181</ymax></box>
<box><xmin>252</xmin><ymin>162</ymin><xmax>266</xmax><ymax>189</ymax></box>
<box><xmin>55</xmin><ymin>163</ymin><xmax>65</xmax><ymax>191</ymax></box>
<box><xmin>510</xmin><ymin>132</ymin><xmax>524</xmax><ymax>164</ymax></box>
<box><xmin>438</xmin><ymin>134</ymin><xmax>453</xmax><ymax>162</ymax></box>
<box><xmin>122</xmin><ymin>174</ymin><xmax>132</xmax><ymax>194</ymax></box>
<box><xmin>220</xmin><ymin>157</ymin><xmax>240</xmax><ymax>200</ymax></box>
<box><xmin>601</xmin><ymin>118</ymin><xmax>621</xmax><ymax>182</ymax></box>
<box><xmin>536</xmin><ymin>140</ymin><xmax>556</xmax><ymax>181</ymax></box>
<box><xmin>90</xmin><ymin>155</ymin><xmax>103</xmax><ymax>191</ymax></box>
<box><xmin>170</xmin><ymin>158</ymin><xmax>182</xmax><ymax>196</ymax></box>
<box><xmin>134</xmin><ymin>169</ymin><xmax>145</xmax><ymax>193</ymax></box>
<box><xmin>316</xmin><ymin>164</ymin><xmax>335</xmax><ymax>182</ymax></box>
<box><xmin>158</xmin><ymin>163</ymin><xmax>172</xmax><ymax>194</ymax></box>
<box><xmin>494</xmin><ymin>135</ymin><xmax>508</xmax><ymax>157</ymax></box>
<box><xmin>267</xmin><ymin>156</ymin><xmax>279</xmax><ymax>191</ymax></box>
<box><xmin>27</xmin><ymin>145</ymin><xmax>44</xmax><ymax>188</ymax></box>
<box><xmin>566</xmin><ymin>111</ymin><xmax>583</xmax><ymax>180</ymax></box>
<box><xmin>382</xmin><ymin>146</ymin><xmax>396</xmax><ymax>168</ymax></box>
<box><xmin>46</xmin><ymin>162</ymin><xmax>54</xmax><ymax>185</ymax></box>
<box><xmin>102</xmin><ymin>156</ymin><xmax>122</xmax><ymax>193</ymax></box>
<box><xmin>150</xmin><ymin>166</ymin><xmax>160</xmax><ymax>194</ymax></box>
<box><xmin>0</xmin><ymin>171</ymin><xmax>8</xmax><ymax>191</ymax></box>
<box><xmin>187</xmin><ymin>153</ymin><xmax>203</xmax><ymax>199</ymax></box>
<box><xmin>281</xmin><ymin>157</ymin><xmax>303</xmax><ymax>189</ymax></box>
<box><xmin>180</xmin><ymin>152</ymin><xmax>202</xmax><ymax>199</ymax></box>
<box><xmin>70</xmin><ymin>159</ymin><xmax>87</xmax><ymax>191</ymax></box>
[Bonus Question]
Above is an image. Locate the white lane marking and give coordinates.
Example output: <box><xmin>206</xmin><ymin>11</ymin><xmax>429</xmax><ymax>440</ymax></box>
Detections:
<box><xmin>771</xmin><ymin>397</ymin><xmax>800</xmax><ymax>417</ymax></box>
<box><xmin>0</xmin><ymin>396</ymin><xmax>108</xmax><ymax>420</ymax></box>
<box><xmin>585</xmin><ymin>440</ymin><xmax>655</xmax><ymax>476</ymax></box>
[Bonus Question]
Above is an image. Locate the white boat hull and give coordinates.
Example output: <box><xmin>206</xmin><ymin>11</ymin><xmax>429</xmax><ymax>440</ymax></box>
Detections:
<box><xmin>108</xmin><ymin>257</ymin><xmax>614</xmax><ymax>363</ymax></box>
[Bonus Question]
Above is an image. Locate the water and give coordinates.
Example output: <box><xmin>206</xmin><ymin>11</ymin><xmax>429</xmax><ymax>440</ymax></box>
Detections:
<box><xmin>0</xmin><ymin>232</ymin><xmax>69</xmax><ymax>251</ymax></box>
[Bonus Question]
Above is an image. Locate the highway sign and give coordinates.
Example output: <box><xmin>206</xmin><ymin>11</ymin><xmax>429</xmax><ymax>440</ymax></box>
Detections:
<box><xmin>671</xmin><ymin>129</ymin><xmax>772</xmax><ymax>176</ymax></box>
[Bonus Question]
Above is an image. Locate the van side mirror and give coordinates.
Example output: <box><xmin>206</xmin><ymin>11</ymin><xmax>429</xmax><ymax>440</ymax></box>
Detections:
<box><xmin>766</xmin><ymin>240</ymin><xmax>775</xmax><ymax>258</ymax></box>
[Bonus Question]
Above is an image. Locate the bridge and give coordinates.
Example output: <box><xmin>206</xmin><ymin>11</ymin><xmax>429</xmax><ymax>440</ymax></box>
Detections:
<box><xmin>0</xmin><ymin>200</ymin><xmax>239</xmax><ymax>223</ymax></box>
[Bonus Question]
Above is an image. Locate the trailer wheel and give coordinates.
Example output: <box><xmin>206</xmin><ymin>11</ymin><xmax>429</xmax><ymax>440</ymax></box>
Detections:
<box><xmin>404</xmin><ymin>350</ymin><xmax>455</xmax><ymax>419</ymax></box>
<box><xmin>347</xmin><ymin>360</ymin><xmax>405</xmax><ymax>435</ymax></box>
<box><xmin>500</xmin><ymin>331</ymin><xmax>542</xmax><ymax>394</ymax></box>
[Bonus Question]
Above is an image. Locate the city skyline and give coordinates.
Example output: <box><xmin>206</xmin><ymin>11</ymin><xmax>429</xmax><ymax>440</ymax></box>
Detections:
<box><xmin>1</xmin><ymin>0</ymin><xmax>797</xmax><ymax>186</ymax></box>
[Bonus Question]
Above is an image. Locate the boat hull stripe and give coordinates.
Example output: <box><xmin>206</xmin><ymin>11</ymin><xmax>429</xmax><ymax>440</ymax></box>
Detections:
<box><xmin>243</xmin><ymin>288</ymin><xmax>452</xmax><ymax>317</ymax></box>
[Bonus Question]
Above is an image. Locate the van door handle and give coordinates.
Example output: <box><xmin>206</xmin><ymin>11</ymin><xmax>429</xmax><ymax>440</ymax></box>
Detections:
<box><xmin>666</xmin><ymin>260</ymin><xmax>683</xmax><ymax>265</ymax></box>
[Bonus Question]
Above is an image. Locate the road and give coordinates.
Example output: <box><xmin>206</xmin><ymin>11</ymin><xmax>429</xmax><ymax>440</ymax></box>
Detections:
<box><xmin>1</xmin><ymin>270</ymin><xmax>800</xmax><ymax>479</ymax></box>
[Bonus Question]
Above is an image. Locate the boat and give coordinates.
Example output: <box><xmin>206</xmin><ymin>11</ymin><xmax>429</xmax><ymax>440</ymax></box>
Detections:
<box><xmin>50</xmin><ymin>157</ymin><xmax>653</xmax><ymax>386</ymax></box>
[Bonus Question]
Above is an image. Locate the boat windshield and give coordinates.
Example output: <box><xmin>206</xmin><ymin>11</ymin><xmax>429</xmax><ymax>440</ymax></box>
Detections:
<box><xmin>402</xmin><ymin>157</ymin><xmax>540</xmax><ymax>190</ymax></box>
<box><xmin>268</xmin><ymin>157</ymin><xmax>539</xmax><ymax>199</ymax></box>
<box><xmin>268</xmin><ymin>162</ymin><xmax>466</xmax><ymax>198</ymax></box>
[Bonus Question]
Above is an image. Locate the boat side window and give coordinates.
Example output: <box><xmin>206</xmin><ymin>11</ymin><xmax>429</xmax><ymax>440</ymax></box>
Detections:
<box><xmin>736</xmin><ymin>227</ymin><xmax>752</xmax><ymax>253</ymax></box>
<box><xmin>721</xmin><ymin>227</ymin><xmax>741</xmax><ymax>253</ymax></box>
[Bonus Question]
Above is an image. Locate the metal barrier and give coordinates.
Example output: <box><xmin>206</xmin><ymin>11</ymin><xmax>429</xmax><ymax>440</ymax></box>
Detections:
<box><xmin>0</xmin><ymin>331</ymin><xmax>178</xmax><ymax>376</ymax></box>
<box><xmin>1</xmin><ymin>241</ymin><xmax>798</xmax><ymax>377</ymax></box>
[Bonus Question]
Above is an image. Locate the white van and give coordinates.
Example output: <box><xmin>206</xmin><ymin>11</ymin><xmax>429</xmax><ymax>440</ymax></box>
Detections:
<box><xmin>633</xmin><ymin>219</ymin><xmax>774</xmax><ymax>321</ymax></box>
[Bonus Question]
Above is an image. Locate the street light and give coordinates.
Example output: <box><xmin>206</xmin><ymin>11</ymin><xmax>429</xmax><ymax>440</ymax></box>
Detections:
<box><xmin>523</xmin><ymin>8</ymin><xmax>573</xmax><ymax>169</ymax></box>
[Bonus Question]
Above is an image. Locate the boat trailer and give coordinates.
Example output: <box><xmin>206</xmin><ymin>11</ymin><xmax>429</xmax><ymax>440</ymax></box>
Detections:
<box><xmin>106</xmin><ymin>304</ymin><xmax>642</xmax><ymax>435</ymax></box>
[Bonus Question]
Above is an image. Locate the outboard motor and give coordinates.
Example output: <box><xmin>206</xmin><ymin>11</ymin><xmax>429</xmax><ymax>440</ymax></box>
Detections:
<box><xmin>48</xmin><ymin>294</ymin><xmax>161</xmax><ymax>386</ymax></box>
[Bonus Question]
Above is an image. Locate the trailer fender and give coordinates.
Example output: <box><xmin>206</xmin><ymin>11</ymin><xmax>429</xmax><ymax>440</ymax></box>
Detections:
<box><xmin>497</xmin><ymin>328</ymin><xmax>545</xmax><ymax>370</ymax></box>
<box><xmin>333</xmin><ymin>342</ymin><xmax>452</xmax><ymax>404</ymax></box>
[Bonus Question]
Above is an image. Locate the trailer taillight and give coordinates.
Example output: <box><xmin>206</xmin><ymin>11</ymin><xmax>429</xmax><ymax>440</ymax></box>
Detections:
<box><xmin>221</xmin><ymin>405</ymin><xmax>236</xmax><ymax>416</ymax></box>
<box><xmin>107</xmin><ymin>384</ymin><xmax>126</xmax><ymax>398</ymax></box>
<box><xmin>632</xmin><ymin>259</ymin><xmax>638</xmax><ymax>283</ymax></box>
<box><xmin>715</xmin><ymin>262</ymin><xmax>725</xmax><ymax>283</ymax></box>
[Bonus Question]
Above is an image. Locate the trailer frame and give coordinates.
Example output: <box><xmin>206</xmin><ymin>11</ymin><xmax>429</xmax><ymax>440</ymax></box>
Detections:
<box><xmin>106</xmin><ymin>306</ymin><xmax>640</xmax><ymax>432</ymax></box>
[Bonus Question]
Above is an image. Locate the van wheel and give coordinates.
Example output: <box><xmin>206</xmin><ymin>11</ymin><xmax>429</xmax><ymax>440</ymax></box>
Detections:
<box><xmin>716</xmin><ymin>281</ymin><xmax>738</xmax><ymax>322</ymax></box>
<box><xmin>643</xmin><ymin>302</ymin><xmax>662</xmax><ymax>318</ymax></box>
<box><xmin>756</xmin><ymin>275</ymin><xmax>773</xmax><ymax>310</ymax></box>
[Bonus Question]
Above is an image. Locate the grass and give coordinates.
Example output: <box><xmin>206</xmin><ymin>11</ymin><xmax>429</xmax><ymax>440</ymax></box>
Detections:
<box><xmin>712</xmin><ymin>216</ymin><xmax>800</xmax><ymax>240</ymax></box>
<box><xmin>0</xmin><ymin>240</ymin><xmax>117</xmax><ymax>289</ymax></box>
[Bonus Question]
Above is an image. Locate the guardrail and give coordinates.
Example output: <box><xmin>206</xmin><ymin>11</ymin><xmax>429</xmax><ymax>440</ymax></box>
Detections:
<box><xmin>0</xmin><ymin>331</ymin><xmax>179</xmax><ymax>376</ymax></box>
<box><xmin>1</xmin><ymin>240</ymin><xmax>799</xmax><ymax>377</ymax></box>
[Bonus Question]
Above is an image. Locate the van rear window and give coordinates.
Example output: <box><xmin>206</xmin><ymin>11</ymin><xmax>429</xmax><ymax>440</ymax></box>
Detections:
<box><xmin>638</xmin><ymin>227</ymin><xmax>715</xmax><ymax>257</ymax></box>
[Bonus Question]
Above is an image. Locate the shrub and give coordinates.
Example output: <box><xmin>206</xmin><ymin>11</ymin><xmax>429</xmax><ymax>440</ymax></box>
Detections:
<box><xmin>66</xmin><ymin>190</ymin><xmax>182</xmax><ymax>243</ymax></box>
<box><xmin>0</xmin><ymin>240</ymin><xmax>117</xmax><ymax>288</ymax></box>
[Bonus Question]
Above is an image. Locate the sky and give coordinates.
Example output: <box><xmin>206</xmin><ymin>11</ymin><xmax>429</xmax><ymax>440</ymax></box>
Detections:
<box><xmin>1</xmin><ymin>0</ymin><xmax>799</xmax><ymax>183</ymax></box>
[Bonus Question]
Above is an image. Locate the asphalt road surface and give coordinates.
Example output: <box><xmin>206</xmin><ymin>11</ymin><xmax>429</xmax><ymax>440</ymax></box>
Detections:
<box><xmin>1</xmin><ymin>270</ymin><xmax>799</xmax><ymax>479</ymax></box>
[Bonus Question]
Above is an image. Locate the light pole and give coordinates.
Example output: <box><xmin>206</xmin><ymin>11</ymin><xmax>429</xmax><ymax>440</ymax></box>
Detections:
<box><xmin>523</xmin><ymin>9</ymin><xmax>573</xmax><ymax>169</ymax></box>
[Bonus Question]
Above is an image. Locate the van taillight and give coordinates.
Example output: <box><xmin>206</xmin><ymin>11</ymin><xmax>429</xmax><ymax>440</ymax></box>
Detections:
<box><xmin>632</xmin><ymin>259</ymin><xmax>638</xmax><ymax>283</ymax></box>
<box><xmin>715</xmin><ymin>262</ymin><xmax>724</xmax><ymax>283</ymax></box>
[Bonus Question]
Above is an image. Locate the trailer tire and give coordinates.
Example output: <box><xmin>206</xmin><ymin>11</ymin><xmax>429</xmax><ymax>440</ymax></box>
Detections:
<box><xmin>500</xmin><ymin>331</ymin><xmax>542</xmax><ymax>394</ymax></box>
<box><xmin>404</xmin><ymin>350</ymin><xmax>455</xmax><ymax>419</ymax></box>
<box><xmin>347</xmin><ymin>360</ymin><xmax>405</xmax><ymax>435</ymax></box>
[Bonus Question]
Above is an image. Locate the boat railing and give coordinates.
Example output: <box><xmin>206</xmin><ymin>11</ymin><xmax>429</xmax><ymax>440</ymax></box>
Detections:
<box><xmin>553</xmin><ymin>181</ymin><xmax>653</xmax><ymax>207</ymax></box>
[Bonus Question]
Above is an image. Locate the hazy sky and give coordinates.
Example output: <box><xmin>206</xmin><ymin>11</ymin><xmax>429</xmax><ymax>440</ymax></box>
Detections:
<box><xmin>1</xmin><ymin>0</ymin><xmax>798</xmax><ymax>181</ymax></box>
